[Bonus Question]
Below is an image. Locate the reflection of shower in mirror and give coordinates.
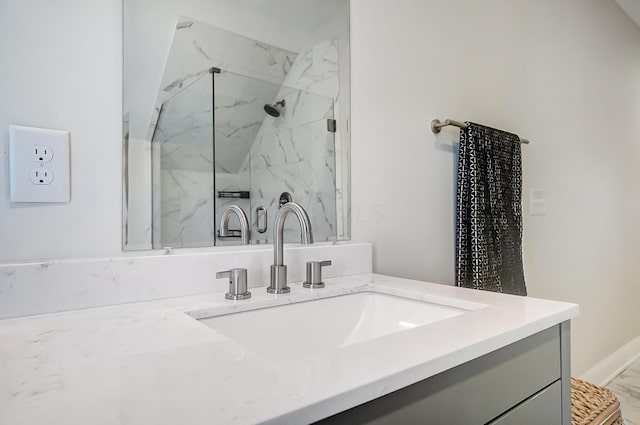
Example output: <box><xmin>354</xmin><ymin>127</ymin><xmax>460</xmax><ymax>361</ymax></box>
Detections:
<box><xmin>264</xmin><ymin>99</ymin><xmax>285</xmax><ymax>117</ymax></box>
<box><xmin>123</xmin><ymin>0</ymin><xmax>351</xmax><ymax>251</ymax></box>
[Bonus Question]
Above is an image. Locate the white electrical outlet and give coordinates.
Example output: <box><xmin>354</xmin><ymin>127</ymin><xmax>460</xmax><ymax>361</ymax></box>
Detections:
<box><xmin>32</xmin><ymin>145</ymin><xmax>54</xmax><ymax>163</ymax></box>
<box><xmin>9</xmin><ymin>125</ymin><xmax>71</xmax><ymax>203</ymax></box>
<box><xmin>29</xmin><ymin>168</ymin><xmax>54</xmax><ymax>185</ymax></box>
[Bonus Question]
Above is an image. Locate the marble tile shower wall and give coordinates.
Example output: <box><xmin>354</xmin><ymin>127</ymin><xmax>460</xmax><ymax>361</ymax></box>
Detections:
<box><xmin>249</xmin><ymin>38</ymin><xmax>341</xmax><ymax>243</ymax></box>
<box><xmin>152</xmin><ymin>74</ymin><xmax>214</xmax><ymax>247</ymax></box>
<box><xmin>284</xmin><ymin>38</ymin><xmax>344</xmax><ymax>242</ymax></box>
<box><xmin>151</xmin><ymin>17</ymin><xmax>297</xmax><ymax>137</ymax></box>
<box><xmin>151</xmin><ymin>18</ymin><xmax>297</xmax><ymax>247</ymax></box>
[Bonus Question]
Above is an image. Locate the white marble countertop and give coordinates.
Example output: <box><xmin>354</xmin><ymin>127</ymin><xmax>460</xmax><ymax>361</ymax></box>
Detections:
<box><xmin>0</xmin><ymin>273</ymin><xmax>579</xmax><ymax>425</ymax></box>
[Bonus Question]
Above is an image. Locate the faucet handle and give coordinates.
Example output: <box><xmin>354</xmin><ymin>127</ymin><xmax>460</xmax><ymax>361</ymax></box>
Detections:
<box><xmin>217</xmin><ymin>268</ymin><xmax>251</xmax><ymax>300</ymax></box>
<box><xmin>303</xmin><ymin>260</ymin><xmax>332</xmax><ymax>289</ymax></box>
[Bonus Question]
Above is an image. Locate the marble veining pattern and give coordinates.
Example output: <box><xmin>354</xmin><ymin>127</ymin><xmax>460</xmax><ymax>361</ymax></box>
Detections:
<box><xmin>0</xmin><ymin>273</ymin><xmax>578</xmax><ymax>425</ymax></box>
<box><xmin>152</xmin><ymin>17</ymin><xmax>297</xmax><ymax>134</ymax></box>
<box><xmin>249</xmin><ymin>38</ymin><xmax>340</xmax><ymax>243</ymax></box>
<box><xmin>608</xmin><ymin>357</ymin><xmax>640</xmax><ymax>424</ymax></box>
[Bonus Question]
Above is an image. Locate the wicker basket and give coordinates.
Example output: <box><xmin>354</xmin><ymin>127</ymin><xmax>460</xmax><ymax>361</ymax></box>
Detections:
<box><xmin>571</xmin><ymin>378</ymin><xmax>624</xmax><ymax>425</ymax></box>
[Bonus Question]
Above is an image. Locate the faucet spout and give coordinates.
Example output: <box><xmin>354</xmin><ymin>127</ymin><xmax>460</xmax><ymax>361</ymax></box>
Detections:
<box><xmin>219</xmin><ymin>205</ymin><xmax>250</xmax><ymax>245</ymax></box>
<box><xmin>268</xmin><ymin>202</ymin><xmax>313</xmax><ymax>294</ymax></box>
<box><xmin>273</xmin><ymin>202</ymin><xmax>313</xmax><ymax>266</ymax></box>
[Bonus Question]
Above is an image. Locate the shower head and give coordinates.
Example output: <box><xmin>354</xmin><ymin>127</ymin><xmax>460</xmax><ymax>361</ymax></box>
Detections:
<box><xmin>264</xmin><ymin>104</ymin><xmax>280</xmax><ymax>117</ymax></box>
<box><xmin>264</xmin><ymin>99</ymin><xmax>285</xmax><ymax>117</ymax></box>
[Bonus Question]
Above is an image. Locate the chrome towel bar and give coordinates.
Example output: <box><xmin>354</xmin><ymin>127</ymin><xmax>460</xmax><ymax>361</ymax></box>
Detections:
<box><xmin>431</xmin><ymin>119</ymin><xmax>530</xmax><ymax>144</ymax></box>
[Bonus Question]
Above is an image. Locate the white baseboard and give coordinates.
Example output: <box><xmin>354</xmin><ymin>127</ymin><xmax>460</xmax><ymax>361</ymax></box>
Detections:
<box><xmin>580</xmin><ymin>335</ymin><xmax>640</xmax><ymax>386</ymax></box>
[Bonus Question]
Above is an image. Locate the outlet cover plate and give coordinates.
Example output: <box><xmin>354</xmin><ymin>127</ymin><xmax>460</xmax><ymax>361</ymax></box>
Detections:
<box><xmin>9</xmin><ymin>125</ymin><xmax>71</xmax><ymax>203</ymax></box>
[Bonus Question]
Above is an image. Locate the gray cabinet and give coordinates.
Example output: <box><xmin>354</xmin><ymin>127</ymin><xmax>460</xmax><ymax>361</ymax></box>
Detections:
<box><xmin>489</xmin><ymin>381</ymin><xmax>562</xmax><ymax>425</ymax></box>
<box><xmin>317</xmin><ymin>322</ymin><xmax>571</xmax><ymax>425</ymax></box>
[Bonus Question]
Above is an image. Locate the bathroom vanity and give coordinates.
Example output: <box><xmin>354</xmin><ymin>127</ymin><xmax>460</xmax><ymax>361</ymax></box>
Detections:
<box><xmin>0</xmin><ymin>273</ymin><xmax>577</xmax><ymax>425</ymax></box>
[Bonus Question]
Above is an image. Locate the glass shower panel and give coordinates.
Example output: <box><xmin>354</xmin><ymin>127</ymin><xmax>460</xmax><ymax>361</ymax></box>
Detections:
<box><xmin>151</xmin><ymin>73</ymin><xmax>214</xmax><ymax>249</ymax></box>
<box><xmin>212</xmin><ymin>71</ymin><xmax>279</xmax><ymax>246</ymax></box>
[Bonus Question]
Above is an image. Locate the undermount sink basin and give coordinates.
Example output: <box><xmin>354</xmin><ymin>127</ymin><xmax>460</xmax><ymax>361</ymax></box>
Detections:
<box><xmin>197</xmin><ymin>292</ymin><xmax>467</xmax><ymax>361</ymax></box>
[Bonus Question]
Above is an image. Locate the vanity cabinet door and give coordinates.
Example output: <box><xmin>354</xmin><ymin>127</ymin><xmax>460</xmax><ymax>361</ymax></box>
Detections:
<box><xmin>488</xmin><ymin>381</ymin><xmax>562</xmax><ymax>425</ymax></box>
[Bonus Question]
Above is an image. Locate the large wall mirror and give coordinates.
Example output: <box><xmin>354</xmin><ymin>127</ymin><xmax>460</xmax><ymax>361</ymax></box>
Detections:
<box><xmin>123</xmin><ymin>0</ymin><xmax>351</xmax><ymax>250</ymax></box>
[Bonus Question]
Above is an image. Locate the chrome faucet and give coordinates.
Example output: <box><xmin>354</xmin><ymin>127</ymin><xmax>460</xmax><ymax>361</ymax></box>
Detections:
<box><xmin>268</xmin><ymin>202</ymin><xmax>313</xmax><ymax>294</ymax></box>
<box><xmin>219</xmin><ymin>205</ymin><xmax>250</xmax><ymax>245</ymax></box>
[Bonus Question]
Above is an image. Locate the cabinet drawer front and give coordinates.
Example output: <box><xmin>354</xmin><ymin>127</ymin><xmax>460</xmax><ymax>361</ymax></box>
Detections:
<box><xmin>489</xmin><ymin>381</ymin><xmax>562</xmax><ymax>425</ymax></box>
<box><xmin>317</xmin><ymin>326</ymin><xmax>561</xmax><ymax>425</ymax></box>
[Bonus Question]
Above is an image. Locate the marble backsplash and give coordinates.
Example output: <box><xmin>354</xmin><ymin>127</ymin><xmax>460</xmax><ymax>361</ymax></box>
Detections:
<box><xmin>0</xmin><ymin>242</ymin><xmax>372</xmax><ymax>320</ymax></box>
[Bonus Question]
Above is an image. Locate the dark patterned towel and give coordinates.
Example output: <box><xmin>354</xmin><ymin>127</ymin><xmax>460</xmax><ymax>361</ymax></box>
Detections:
<box><xmin>455</xmin><ymin>122</ymin><xmax>527</xmax><ymax>296</ymax></box>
